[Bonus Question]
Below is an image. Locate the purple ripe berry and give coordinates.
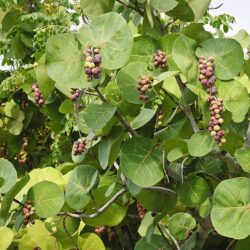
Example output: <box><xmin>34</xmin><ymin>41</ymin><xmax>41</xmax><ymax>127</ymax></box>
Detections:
<box><xmin>201</xmin><ymin>79</ymin><xmax>208</xmax><ymax>85</ymax></box>
<box><xmin>31</xmin><ymin>83</ymin><xmax>38</xmax><ymax>91</ymax></box>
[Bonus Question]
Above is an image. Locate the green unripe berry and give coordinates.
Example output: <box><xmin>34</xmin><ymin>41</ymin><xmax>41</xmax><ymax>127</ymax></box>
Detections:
<box><xmin>218</xmin><ymin>118</ymin><xmax>224</xmax><ymax>124</ymax></box>
<box><xmin>221</xmin><ymin>138</ymin><xmax>226</xmax><ymax>144</ymax></box>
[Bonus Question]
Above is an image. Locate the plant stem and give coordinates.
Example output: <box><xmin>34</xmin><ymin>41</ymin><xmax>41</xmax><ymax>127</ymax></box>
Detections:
<box><xmin>145</xmin><ymin>186</ymin><xmax>176</xmax><ymax>196</ymax></box>
<box><xmin>175</xmin><ymin>75</ymin><xmax>200</xmax><ymax>133</ymax></box>
<box><xmin>116</xmin><ymin>0</ymin><xmax>144</xmax><ymax>16</ymax></box>
<box><xmin>1</xmin><ymin>193</ymin><xmax>23</xmax><ymax>206</ymax></box>
<box><xmin>94</xmin><ymin>86</ymin><xmax>139</xmax><ymax>137</ymax></box>
<box><xmin>244</xmin><ymin>122</ymin><xmax>250</xmax><ymax>148</ymax></box>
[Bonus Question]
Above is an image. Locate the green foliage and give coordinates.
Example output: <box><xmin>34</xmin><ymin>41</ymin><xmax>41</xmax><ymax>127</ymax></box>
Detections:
<box><xmin>0</xmin><ymin>0</ymin><xmax>249</xmax><ymax>249</ymax></box>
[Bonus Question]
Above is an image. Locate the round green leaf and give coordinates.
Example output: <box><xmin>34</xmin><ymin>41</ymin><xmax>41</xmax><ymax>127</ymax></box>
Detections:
<box><xmin>211</xmin><ymin>177</ymin><xmax>250</xmax><ymax>239</ymax></box>
<box><xmin>172</xmin><ymin>35</ymin><xmax>199</xmax><ymax>85</ymax></box>
<box><xmin>128</xmin><ymin>35</ymin><xmax>158</xmax><ymax>65</ymax></box>
<box><xmin>46</xmin><ymin>33</ymin><xmax>83</xmax><ymax>84</ymax></box>
<box><xmin>187</xmin><ymin>132</ymin><xmax>216</xmax><ymax>157</ymax></box>
<box><xmin>0</xmin><ymin>159</ymin><xmax>17</xmax><ymax>193</ymax></box>
<box><xmin>120</xmin><ymin>137</ymin><xmax>164</xmax><ymax>187</ymax></box>
<box><xmin>66</xmin><ymin>165</ymin><xmax>99</xmax><ymax>209</ymax></box>
<box><xmin>168</xmin><ymin>212</ymin><xmax>196</xmax><ymax>240</ymax></box>
<box><xmin>196</xmin><ymin>38</ymin><xmax>244</xmax><ymax>80</ymax></box>
<box><xmin>78</xmin><ymin>233</ymin><xmax>105</xmax><ymax>250</ymax></box>
<box><xmin>116</xmin><ymin>62</ymin><xmax>153</xmax><ymax>104</ymax></box>
<box><xmin>235</xmin><ymin>147</ymin><xmax>250</xmax><ymax>173</ymax></box>
<box><xmin>78</xmin><ymin>12</ymin><xmax>133</xmax><ymax>70</ymax></box>
<box><xmin>80</xmin><ymin>0</ymin><xmax>115</xmax><ymax>18</ymax></box>
<box><xmin>177</xmin><ymin>176</ymin><xmax>210</xmax><ymax>207</ymax></box>
<box><xmin>0</xmin><ymin>227</ymin><xmax>14</xmax><ymax>250</ymax></box>
<box><xmin>83</xmin><ymin>103</ymin><xmax>117</xmax><ymax>130</ymax></box>
<box><xmin>150</xmin><ymin>0</ymin><xmax>177</xmax><ymax>12</ymax></box>
<box><xmin>27</xmin><ymin>181</ymin><xmax>65</xmax><ymax>218</ymax></box>
<box><xmin>136</xmin><ymin>189</ymin><xmax>177</xmax><ymax>213</ymax></box>
<box><xmin>217</xmin><ymin>80</ymin><xmax>249</xmax><ymax>123</ymax></box>
<box><xmin>135</xmin><ymin>235</ymin><xmax>170</xmax><ymax>250</ymax></box>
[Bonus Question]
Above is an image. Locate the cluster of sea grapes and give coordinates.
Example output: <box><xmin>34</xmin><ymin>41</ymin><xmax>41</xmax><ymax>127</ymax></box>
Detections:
<box><xmin>70</xmin><ymin>88</ymin><xmax>83</xmax><ymax>112</ymax></box>
<box><xmin>95</xmin><ymin>226</ymin><xmax>106</xmax><ymax>236</ymax></box>
<box><xmin>72</xmin><ymin>137</ymin><xmax>87</xmax><ymax>156</ymax></box>
<box><xmin>0</xmin><ymin>144</ymin><xmax>8</xmax><ymax>158</ymax></box>
<box><xmin>153</xmin><ymin>50</ymin><xmax>167</xmax><ymax>69</ymax></box>
<box><xmin>199</xmin><ymin>56</ymin><xmax>226</xmax><ymax>145</ymax></box>
<box><xmin>136</xmin><ymin>76</ymin><xmax>154</xmax><ymax>101</ymax></box>
<box><xmin>84</xmin><ymin>47</ymin><xmax>102</xmax><ymax>81</ymax></box>
<box><xmin>22</xmin><ymin>201</ymin><xmax>36</xmax><ymax>226</ymax></box>
<box><xmin>136</xmin><ymin>202</ymin><xmax>146</xmax><ymax>219</ymax></box>
<box><xmin>155</xmin><ymin>109</ymin><xmax>164</xmax><ymax>128</ymax></box>
<box><xmin>31</xmin><ymin>83</ymin><xmax>45</xmax><ymax>106</ymax></box>
<box><xmin>198</xmin><ymin>57</ymin><xmax>217</xmax><ymax>95</ymax></box>
<box><xmin>16</xmin><ymin>136</ymin><xmax>29</xmax><ymax>164</ymax></box>
<box><xmin>208</xmin><ymin>96</ymin><xmax>226</xmax><ymax>145</ymax></box>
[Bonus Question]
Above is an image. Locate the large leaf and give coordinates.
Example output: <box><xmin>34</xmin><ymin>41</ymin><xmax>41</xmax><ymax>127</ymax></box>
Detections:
<box><xmin>0</xmin><ymin>159</ymin><xmax>17</xmax><ymax>193</ymax></box>
<box><xmin>0</xmin><ymin>227</ymin><xmax>14</xmax><ymax>250</ymax></box>
<box><xmin>78</xmin><ymin>12</ymin><xmax>133</xmax><ymax>70</ymax></box>
<box><xmin>78</xmin><ymin>233</ymin><xmax>105</xmax><ymax>250</ymax></box>
<box><xmin>120</xmin><ymin>137</ymin><xmax>163</xmax><ymax>187</ymax></box>
<box><xmin>116</xmin><ymin>62</ymin><xmax>152</xmax><ymax>104</ymax></box>
<box><xmin>160</xmin><ymin>34</ymin><xmax>180</xmax><ymax>71</ymax></box>
<box><xmin>27</xmin><ymin>181</ymin><xmax>65</xmax><ymax>218</ymax></box>
<box><xmin>80</xmin><ymin>0</ymin><xmax>115</xmax><ymax>18</ymax></box>
<box><xmin>235</xmin><ymin>147</ymin><xmax>250</xmax><ymax>173</ymax></box>
<box><xmin>128</xmin><ymin>35</ymin><xmax>158</xmax><ymax>65</ymax></box>
<box><xmin>150</xmin><ymin>0</ymin><xmax>178</xmax><ymax>12</ymax></box>
<box><xmin>83</xmin><ymin>103</ymin><xmax>116</xmax><ymax>130</ymax></box>
<box><xmin>66</xmin><ymin>165</ymin><xmax>99</xmax><ymax>209</ymax></box>
<box><xmin>135</xmin><ymin>235</ymin><xmax>170</xmax><ymax>250</ymax></box>
<box><xmin>167</xmin><ymin>0</ymin><xmax>211</xmax><ymax>22</ymax></box>
<box><xmin>211</xmin><ymin>177</ymin><xmax>250</xmax><ymax>239</ymax></box>
<box><xmin>4</xmin><ymin>101</ymin><xmax>24</xmax><ymax>135</ymax></box>
<box><xmin>0</xmin><ymin>175</ymin><xmax>30</xmax><ymax>226</ymax></box>
<box><xmin>231</xmin><ymin>29</ymin><xmax>250</xmax><ymax>49</ymax></box>
<box><xmin>131</xmin><ymin>108</ymin><xmax>156</xmax><ymax>129</ymax></box>
<box><xmin>177</xmin><ymin>176</ymin><xmax>210</xmax><ymax>207</ymax></box>
<box><xmin>19</xmin><ymin>220</ymin><xmax>60</xmax><ymax>250</ymax></box>
<box><xmin>196</xmin><ymin>38</ymin><xmax>244</xmax><ymax>80</ymax></box>
<box><xmin>173</xmin><ymin>35</ymin><xmax>199</xmax><ymax>85</ymax></box>
<box><xmin>187</xmin><ymin>133</ymin><xmax>216</xmax><ymax>157</ymax></box>
<box><xmin>46</xmin><ymin>33</ymin><xmax>83</xmax><ymax>85</ymax></box>
<box><xmin>137</xmin><ymin>189</ymin><xmax>177</xmax><ymax>213</ymax></box>
<box><xmin>168</xmin><ymin>212</ymin><xmax>196</xmax><ymax>240</ymax></box>
<box><xmin>217</xmin><ymin>80</ymin><xmax>249</xmax><ymax>123</ymax></box>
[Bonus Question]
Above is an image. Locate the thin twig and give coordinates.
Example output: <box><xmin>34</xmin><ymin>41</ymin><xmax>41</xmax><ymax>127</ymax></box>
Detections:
<box><xmin>226</xmin><ymin>239</ymin><xmax>236</xmax><ymax>250</ymax></box>
<box><xmin>82</xmin><ymin>90</ymin><xmax>98</xmax><ymax>97</ymax></box>
<box><xmin>161</xmin><ymin>224</ymin><xmax>180</xmax><ymax>250</ymax></box>
<box><xmin>145</xmin><ymin>186</ymin><xmax>176</xmax><ymax>196</ymax></box>
<box><xmin>156</xmin><ymin>223</ymin><xmax>172</xmax><ymax>248</ymax></box>
<box><xmin>209</xmin><ymin>3</ymin><xmax>223</xmax><ymax>10</ymax></box>
<box><xmin>175</xmin><ymin>75</ymin><xmax>200</xmax><ymax>133</ymax></box>
<box><xmin>116</xmin><ymin>0</ymin><xmax>144</xmax><ymax>16</ymax></box>
<box><xmin>94</xmin><ymin>86</ymin><xmax>139</xmax><ymax>137</ymax></box>
<box><xmin>59</xmin><ymin>188</ymin><xmax>127</xmax><ymax>219</ymax></box>
<box><xmin>1</xmin><ymin>193</ymin><xmax>23</xmax><ymax>206</ymax></box>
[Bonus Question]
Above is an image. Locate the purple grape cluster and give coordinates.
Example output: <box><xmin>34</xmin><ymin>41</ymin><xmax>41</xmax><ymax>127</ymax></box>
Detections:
<box><xmin>137</xmin><ymin>76</ymin><xmax>153</xmax><ymax>101</ymax></box>
<box><xmin>72</xmin><ymin>137</ymin><xmax>87</xmax><ymax>156</ymax></box>
<box><xmin>70</xmin><ymin>88</ymin><xmax>81</xmax><ymax>101</ymax></box>
<box><xmin>84</xmin><ymin>47</ymin><xmax>102</xmax><ymax>81</ymax></box>
<box><xmin>70</xmin><ymin>88</ymin><xmax>83</xmax><ymax>112</ymax></box>
<box><xmin>208</xmin><ymin>96</ymin><xmax>226</xmax><ymax>146</ymax></box>
<box><xmin>155</xmin><ymin>109</ymin><xmax>164</xmax><ymax>128</ymax></box>
<box><xmin>136</xmin><ymin>202</ymin><xmax>146</xmax><ymax>219</ymax></box>
<box><xmin>153</xmin><ymin>50</ymin><xmax>167</xmax><ymax>69</ymax></box>
<box><xmin>22</xmin><ymin>201</ymin><xmax>36</xmax><ymax>226</ymax></box>
<box><xmin>198</xmin><ymin>56</ymin><xmax>217</xmax><ymax>95</ymax></box>
<box><xmin>31</xmin><ymin>83</ymin><xmax>45</xmax><ymax>106</ymax></box>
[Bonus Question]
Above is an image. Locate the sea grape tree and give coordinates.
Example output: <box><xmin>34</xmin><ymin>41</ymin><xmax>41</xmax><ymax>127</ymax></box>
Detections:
<box><xmin>0</xmin><ymin>0</ymin><xmax>250</xmax><ymax>249</ymax></box>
